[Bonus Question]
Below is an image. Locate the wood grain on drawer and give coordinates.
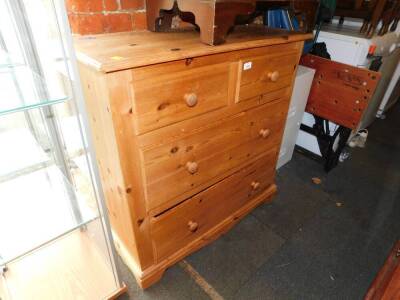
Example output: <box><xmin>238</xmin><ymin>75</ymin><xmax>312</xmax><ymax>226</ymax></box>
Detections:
<box><xmin>237</xmin><ymin>52</ymin><xmax>299</xmax><ymax>102</ymax></box>
<box><xmin>150</xmin><ymin>148</ymin><xmax>278</xmax><ymax>262</ymax></box>
<box><xmin>141</xmin><ymin>98</ymin><xmax>289</xmax><ymax>214</ymax></box>
<box><xmin>131</xmin><ymin>62</ymin><xmax>231</xmax><ymax>134</ymax></box>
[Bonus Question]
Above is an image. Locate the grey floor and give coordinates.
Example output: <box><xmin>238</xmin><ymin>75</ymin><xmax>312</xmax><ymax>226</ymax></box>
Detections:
<box><xmin>117</xmin><ymin>103</ymin><xmax>400</xmax><ymax>300</ymax></box>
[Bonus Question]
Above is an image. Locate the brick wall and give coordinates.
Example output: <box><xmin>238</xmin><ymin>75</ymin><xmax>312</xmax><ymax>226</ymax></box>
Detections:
<box><xmin>66</xmin><ymin>0</ymin><xmax>147</xmax><ymax>35</ymax></box>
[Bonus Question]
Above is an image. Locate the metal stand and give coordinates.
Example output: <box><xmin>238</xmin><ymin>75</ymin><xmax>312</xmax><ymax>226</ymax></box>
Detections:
<box><xmin>300</xmin><ymin>115</ymin><xmax>352</xmax><ymax>172</ymax></box>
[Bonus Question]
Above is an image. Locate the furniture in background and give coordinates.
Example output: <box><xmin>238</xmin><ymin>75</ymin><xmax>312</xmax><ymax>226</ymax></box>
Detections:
<box><xmin>335</xmin><ymin>0</ymin><xmax>400</xmax><ymax>38</ymax></box>
<box><xmin>277</xmin><ymin>65</ymin><xmax>315</xmax><ymax>169</ymax></box>
<box><xmin>301</xmin><ymin>54</ymin><xmax>381</xmax><ymax>129</ymax></box>
<box><xmin>146</xmin><ymin>0</ymin><xmax>319</xmax><ymax>45</ymax></box>
<box><xmin>315</xmin><ymin>24</ymin><xmax>400</xmax><ymax>129</ymax></box>
<box><xmin>75</xmin><ymin>28</ymin><xmax>310</xmax><ymax>288</ymax></box>
<box><xmin>296</xmin><ymin>24</ymin><xmax>400</xmax><ymax>171</ymax></box>
<box><xmin>365</xmin><ymin>240</ymin><xmax>400</xmax><ymax>300</ymax></box>
<box><xmin>297</xmin><ymin>54</ymin><xmax>380</xmax><ymax>171</ymax></box>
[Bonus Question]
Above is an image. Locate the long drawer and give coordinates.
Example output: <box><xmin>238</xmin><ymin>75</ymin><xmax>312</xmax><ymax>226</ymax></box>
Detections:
<box><xmin>140</xmin><ymin>97</ymin><xmax>289</xmax><ymax>214</ymax></box>
<box><xmin>150</xmin><ymin>148</ymin><xmax>278</xmax><ymax>262</ymax></box>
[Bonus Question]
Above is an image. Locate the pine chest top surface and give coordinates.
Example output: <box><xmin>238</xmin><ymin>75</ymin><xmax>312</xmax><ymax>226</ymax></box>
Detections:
<box><xmin>74</xmin><ymin>26</ymin><xmax>312</xmax><ymax>73</ymax></box>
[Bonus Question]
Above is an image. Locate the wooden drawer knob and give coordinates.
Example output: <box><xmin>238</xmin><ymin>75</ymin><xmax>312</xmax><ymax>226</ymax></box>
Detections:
<box><xmin>259</xmin><ymin>129</ymin><xmax>271</xmax><ymax>138</ymax></box>
<box><xmin>184</xmin><ymin>93</ymin><xmax>198</xmax><ymax>107</ymax></box>
<box><xmin>188</xmin><ymin>220</ymin><xmax>198</xmax><ymax>232</ymax></box>
<box><xmin>251</xmin><ymin>181</ymin><xmax>260</xmax><ymax>190</ymax></box>
<box><xmin>186</xmin><ymin>161</ymin><xmax>198</xmax><ymax>174</ymax></box>
<box><xmin>268</xmin><ymin>71</ymin><xmax>280</xmax><ymax>82</ymax></box>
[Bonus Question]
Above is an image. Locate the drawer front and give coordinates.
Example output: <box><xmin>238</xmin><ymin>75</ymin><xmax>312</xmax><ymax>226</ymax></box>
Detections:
<box><xmin>150</xmin><ymin>148</ymin><xmax>278</xmax><ymax>262</ymax></box>
<box><xmin>131</xmin><ymin>62</ymin><xmax>231</xmax><ymax>134</ymax></box>
<box><xmin>141</xmin><ymin>97</ymin><xmax>289</xmax><ymax>213</ymax></box>
<box><xmin>237</xmin><ymin>53</ymin><xmax>299</xmax><ymax>102</ymax></box>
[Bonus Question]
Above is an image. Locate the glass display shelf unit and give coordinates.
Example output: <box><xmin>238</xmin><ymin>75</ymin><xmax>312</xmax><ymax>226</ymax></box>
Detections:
<box><xmin>0</xmin><ymin>103</ymin><xmax>99</xmax><ymax>266</ymax></box>
<box><xmin>0</xmin><ymin>62</ymin><xmax>69</xmax><ymax>116</ymax></box>
<box><xmin>0</xmin><ymin>0</ymin><xmax>122</xmax><ymax>298</ymax></box>
<box><xmin>0</xmin><ymin>164</ymin><xmax>100</xmax><ymax>265</ymax></box>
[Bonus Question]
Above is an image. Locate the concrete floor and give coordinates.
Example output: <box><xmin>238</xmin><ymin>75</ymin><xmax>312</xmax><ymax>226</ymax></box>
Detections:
<box><xmin>117</xmin><ymin>103</ymin><xmax>400</xmax><ymax>300</ymax></box>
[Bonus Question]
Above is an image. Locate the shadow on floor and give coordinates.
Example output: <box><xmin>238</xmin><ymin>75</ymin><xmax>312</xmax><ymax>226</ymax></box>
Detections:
<box><xmin>118</xmin><ymin>103</ymin><xmax>400</xmax><ymax>300</ymax></box>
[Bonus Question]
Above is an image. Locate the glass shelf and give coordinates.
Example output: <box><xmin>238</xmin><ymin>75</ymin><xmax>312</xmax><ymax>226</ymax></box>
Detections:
<box><xmin>0</xmin><ymin>63</ymin><xmax>69</xmax><ymax>116</ymax></box>
<box><xmin>0</xmin><ymin>49</ymin><xmax>24</xmax><ymax>68</ymax></box>
<box><xmin>0</xmin><ymin>104</ymin><xmax>99</xmax><ymax>265</ymax></box>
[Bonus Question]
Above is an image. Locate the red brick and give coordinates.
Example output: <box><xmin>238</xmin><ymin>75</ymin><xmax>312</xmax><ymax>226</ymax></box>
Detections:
<box><xmin>68</xmin><ymin>14</ymin><xmax>104</xmax><ymax>35</ymax></box>
<box><xmin>120</xmin><ymin>0</ymin><xmax>144</xmax><ymax>10</ymax></box>
<box><xmin>103</xmin><ymin>13</ymin><xmax>133</xmax><ymax>33</ymax></box>
<box><xmin>132</xmin><ymin>11</ymin><xmax>147</xmax><ymax>30</ymax></box>
<box><xmin>104</xmin><ymin>0</ymin><xmax>118</xmax><ymax>11</ymax></box>
<box><xmin>67</xmin><ymin>14</ymin><xmax>79</xmax><ymax>33</ymax></box>
<box><xmin>66</xmin><ymin>0</ymin><xmax>103</xmax><ymax>13</ymax></box>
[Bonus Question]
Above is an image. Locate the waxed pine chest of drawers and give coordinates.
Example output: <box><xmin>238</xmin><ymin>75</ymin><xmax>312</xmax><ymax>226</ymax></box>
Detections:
<box><xmin>75</xmin><ymin>27</ymin><xmax>311</xmax><ymax>288</ymax></box>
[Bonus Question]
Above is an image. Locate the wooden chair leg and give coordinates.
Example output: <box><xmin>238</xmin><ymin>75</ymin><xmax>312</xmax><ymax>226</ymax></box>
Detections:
<box><xmin>378</xmin><ymin>23</ymin><xmax>389</xmax><ymax>35</ymax></box>
<box><xmin>390</xmin><ymin>3</ymin><xmax>400</xmax><ymax>32</ymax></box>
<box><xmin>355</xmin><ymin>0</ymin><xmax>364</xmax><ymax>9</ymax></box>
<box><xmin>360</xmin><ymin>20</ymin><xmax>369</xmax><ymax>33</ymax></box>
<box><xmin>366</xmin><ymin>0</ymin><xmax>388</xmax><ymax>37</ymax></box>
<box><xmin>390</xmin><ymin>18</ymin><xmax>399</xmax><ymax>31</ymax></box>
<box><xmin>367</xmin><ymin>23</ymin><xmax>377</xmax><ymax>38</ymax></box>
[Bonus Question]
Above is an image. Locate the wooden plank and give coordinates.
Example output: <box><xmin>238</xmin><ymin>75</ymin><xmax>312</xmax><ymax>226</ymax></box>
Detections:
<box><xmin>1</xmin><ymin>228</ymin><xmax>118</xmax><ymax>300</ymax></box>
<box><xmin>382</xmin><ymin>265</ymin><xmax>400</xmax><ymax>300</ymax></box>
<box><xmin>307</xmin><ymin>80</ymin><xmax>369</xmax><ymax>129</ymax></box>
<box><xmin>105</xmin><ymin>70</ymin><xmax>156</xmax><ymax>269</ymax></box>
<box><xmin>365</xmin><ymin>240</ymin><xmax>400</xmax><ymax>300</ymax></box>
<box><xmin>79</xmin><ymin>64</ymin><xmax>144</xmax><ymax>265</ymax></box>
<box><xmin>74</xmin><ymin>27</ymin><xmax>312</xmax><ymax>73</ymax></box>
<box><xmin>79</xmin><ymin>64</ymin><xmax>155</xmax><ymax>270</ymax></box>
<box><xmin>301</xmin><ymin>54</ymin><xmax>381</xmax><ymax>129</ymax></box>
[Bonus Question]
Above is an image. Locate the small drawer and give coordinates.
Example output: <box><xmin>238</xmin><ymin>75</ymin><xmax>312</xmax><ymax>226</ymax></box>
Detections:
<box><xmin>141</xmin><ymin>97</ymin><xmax>289</xmax><ymax>214</ymax></box>
<box><xmin>130</xmin><ymin>62</ymin><xmax>231</xmax><ymax>134</ymax></box>
<box><xmin>237</xmin><ymin>53</ymin><xmax>299</xmax><ymax>102</ymax></box>
<box><xmin>150</xmin><ymin>148</ymin><xmax>278</xmax><ymax>262</ymax></box>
